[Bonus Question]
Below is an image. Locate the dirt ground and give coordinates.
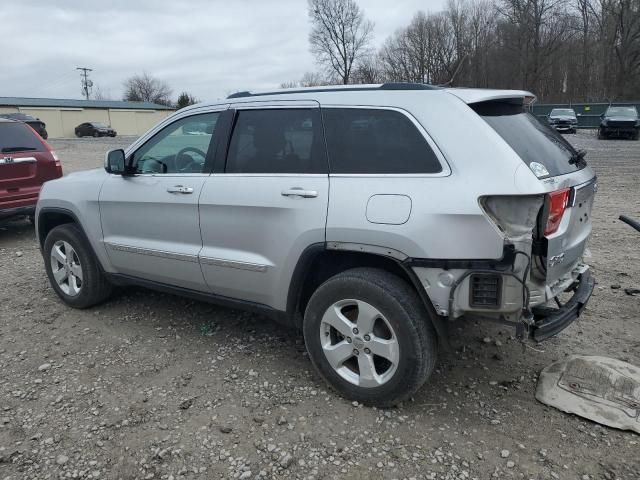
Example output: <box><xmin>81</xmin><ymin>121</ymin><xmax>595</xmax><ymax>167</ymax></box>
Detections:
<box><xmin>1</xmin><ymin>132</ymin><xmax>639</xmax><ymax>480</ymax></box>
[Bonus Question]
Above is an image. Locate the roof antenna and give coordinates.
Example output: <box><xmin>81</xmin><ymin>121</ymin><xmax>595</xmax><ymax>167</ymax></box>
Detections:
<box><xmin>437</xmin><ymin>54</ymin><xmax>468</xmax><ymax>88</ymax></box>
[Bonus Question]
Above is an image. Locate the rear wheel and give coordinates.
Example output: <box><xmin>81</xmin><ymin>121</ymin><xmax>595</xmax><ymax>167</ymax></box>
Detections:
<box><xmin>303</xmin><ymin>268</ymin><xmax>437</xmax><ymax>407</ymax></box>
<box><xmin>44</xmin><ymin>224</ymin><xmax>112</xmax><ymax>308</ymax></box>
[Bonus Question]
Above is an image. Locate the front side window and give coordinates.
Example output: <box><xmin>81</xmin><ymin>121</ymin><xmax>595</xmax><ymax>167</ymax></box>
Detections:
<box><xmin>322</xmin><ymin>108</ymin><xmax>442</xmax><ymax>174</ymax></box>
<box><xmin>226</xmin><ymin>109</ymin><xmax>325</xmax><ymax>174</ymax></box>
<box><xmin>132</xmin><ymin>112</ymin><xmax>219</xmax><ymax>174</ymax></box>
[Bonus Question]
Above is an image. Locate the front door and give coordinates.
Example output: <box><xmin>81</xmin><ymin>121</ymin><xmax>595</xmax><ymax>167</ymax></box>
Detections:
<box><xmin>100</xmin><ymin>110</ymin><xmax>223</xmax><ymax>291</ymax></box>
<box><xmin>199</xmin><ymin>103</ymin><xmax>329</xmax><ymax>309</ymax></box>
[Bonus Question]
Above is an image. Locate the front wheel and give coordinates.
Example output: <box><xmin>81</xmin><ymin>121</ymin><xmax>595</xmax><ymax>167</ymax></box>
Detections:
<box><xmin>303</xmin><ymin>268</ymin><xmax>438</xmax><ymax>407</ymax></box>
<box><xmin>43</xmin><ymin>224</ymin><xmax>112</xmax><ymax>308</ymax></box>
<box><xmin>93</xmin><ymin>131</ymin><xmax>99</xmax><ymax>138</ymax></box>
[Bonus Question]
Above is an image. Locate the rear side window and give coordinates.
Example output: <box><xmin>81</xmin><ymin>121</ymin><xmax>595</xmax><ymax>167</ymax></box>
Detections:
<box><xmin>472</xmin><ymin>101</ymin><xmax>584</xmax><ymax>177</ymax></box>
<box><xmin>322</xmin><ymin>108</ymin><xmax>442</xmax><ymax>174</ymax></box>
<box><xmin>0</xmin><ymin>123</ymin><xmax>43</xmax><ymax>153</ymax></box>
<box><xmin>226</xmin><ymin>109</ymin><xmax>326</xmax><ymax>174</ymax></box>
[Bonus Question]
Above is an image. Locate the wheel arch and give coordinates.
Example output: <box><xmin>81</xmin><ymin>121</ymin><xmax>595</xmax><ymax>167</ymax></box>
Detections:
<box><xmin>37</xmin><ymin>208</ymin><xmax>106</xmax><ymax>273</ymax></box>
<box><xmin>286</xmin><ymin>243</ymin><xmax>449</xmax><ymax>345</ymax></box>
<box><xmin>37</xmin><ymin>207</ymin><xmax>82</xmax><ymax>249</ymax></box>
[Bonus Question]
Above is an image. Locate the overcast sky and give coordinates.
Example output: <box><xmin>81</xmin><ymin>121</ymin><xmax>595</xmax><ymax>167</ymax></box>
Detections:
<box><xmin>1</xmin><ymin>0</ymin><xmax>445</xmax><ymax>103</ymax></box>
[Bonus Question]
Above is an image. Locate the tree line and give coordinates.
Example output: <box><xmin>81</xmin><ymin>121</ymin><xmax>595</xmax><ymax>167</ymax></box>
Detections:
<box><xmin>294</xmin><ymin>0</ymin><xmax>640</xmax><ymax>102</ymax></box>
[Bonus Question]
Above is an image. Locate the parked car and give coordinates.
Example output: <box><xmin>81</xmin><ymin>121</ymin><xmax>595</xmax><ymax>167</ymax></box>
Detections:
<box><xmin>547</xmin><ymin>108</ymin><xmax>578</xmax><ymax>133</ymax></box>
<box><xmin>0</xmin><ymin>119</ymin><xmax>62</xmax><ymax>221</ymax></box>
<box><xmin>0</xmin><ymin>112</ymin><xmax>48</xmax><ymax>139</ymax></box>
<box><xmin>599</xmin><ymin>106</ymin><xmax>639</xmax><ymax>140</ymax></box>
<box><xmin>75</xmin><ymin>122</ymin><xmax>117</xmax><ymax>138</ymax></box>
<box><xmin>36</xmin><ymin>84</ymin><xmax>596</xmax><ymax>406</ymax></box>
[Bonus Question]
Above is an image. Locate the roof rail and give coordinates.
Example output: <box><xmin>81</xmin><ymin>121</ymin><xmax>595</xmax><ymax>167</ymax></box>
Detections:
<box><xmin>226</xmin><ymin>83</ymin><xmax>439</xmax><ymax>99</ymax></box>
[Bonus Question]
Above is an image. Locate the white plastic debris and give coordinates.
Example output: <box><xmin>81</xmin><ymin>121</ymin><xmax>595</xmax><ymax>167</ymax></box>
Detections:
<box><xmin>536</xmin><ymin>355</ymin><xmax>640</xmax><ymax>434</ymax></box>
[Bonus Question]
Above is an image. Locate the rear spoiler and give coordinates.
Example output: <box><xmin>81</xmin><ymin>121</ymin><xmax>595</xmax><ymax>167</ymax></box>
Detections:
<box><xmin>446</xmin><ymin>88</ymin><xmax>536</xmax><ymax>106</ymax></box>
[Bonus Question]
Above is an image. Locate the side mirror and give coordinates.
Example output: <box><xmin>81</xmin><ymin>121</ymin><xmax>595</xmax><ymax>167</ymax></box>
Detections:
<box><xmin>104</xmin><ymin>149</ymin><xmax>126</xmax><ymax>174</ymax></box>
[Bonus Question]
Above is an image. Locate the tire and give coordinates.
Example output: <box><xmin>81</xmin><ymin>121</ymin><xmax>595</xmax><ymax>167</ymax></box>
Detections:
<box><xmin>303</xmin><ymin>267</ymin><xmax>438</xmax><ymax>407</ymax></box>
<box><xmin>43</xmin><ymin>224</ymin><xmax>112</xmax><ymax>308</ymax></box>
<box><xmin>93</xmin><ymin>131</ymin><xmax>99</xmax><ymax>138</ymax></box>
<box><xmin>598</xmin><ymin>129</ymin><xmax>606</xmax><ymax>140</ymax></box>
<box><xmin>75</xmin><ymin>131</ymin><xmax>81</xmax><ymax>138</ymax></box>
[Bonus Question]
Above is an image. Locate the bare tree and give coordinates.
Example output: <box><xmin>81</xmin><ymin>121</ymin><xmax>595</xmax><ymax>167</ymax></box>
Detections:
<box><xmin>351</xmin><ymin>56</ymin><xmax>386</xmax><ymax>84</ymax></box>
<box><xmin>300</xmin><ymin>71</ymin><xmax>333</xmax><ymax>86</ymax></box>
<box><xmin>123</xmin><ymin>73</ymin><xmax>172</xmax><ymax>106</ymax></box>
<box><xmin>92</xmin><ymin>84</ymin><xmax>112</xmax><ymax>100</ymax></box>
<box><xmin>306</xmin><ymin>0</ymin><xmax>640</xmax><ymax>101</ymax></box>
<box><xmin>308</xmin><ymin>0</ymin><xmax>374</xmax><ymax>84</ymax></box>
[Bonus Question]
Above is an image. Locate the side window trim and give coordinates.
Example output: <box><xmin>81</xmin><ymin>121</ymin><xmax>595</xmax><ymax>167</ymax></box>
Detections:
<box><xmin>220</xmin><ymin>106</ymin><xmax>328</xmax><ymax>175</ymax></box>
<box><xmin>319</xmin><ymin>105</ymin><xmax>451</xmax><ymax>177</ymax></box>
<box><xmin>127</xmin><ymin>111</ymin><xmax>223</xmax><ymax>176</ymax></box>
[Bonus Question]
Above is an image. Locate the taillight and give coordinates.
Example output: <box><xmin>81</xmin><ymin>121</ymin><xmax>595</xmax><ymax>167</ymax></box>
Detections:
<box><xmin>544</xmin><ymin>189</ymin><xmax>570</xmax><ymax>236</ymax></box>
<box><xmin>42</xmin><ymin>139</ymin><xmax>63</xmax><ymax>176</ymax></box>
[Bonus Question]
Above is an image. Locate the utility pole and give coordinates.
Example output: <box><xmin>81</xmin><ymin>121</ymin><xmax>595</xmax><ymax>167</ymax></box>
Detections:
<box><xmin>76</xmin><ymin>67</ymin><xmax>93</xmax><ymax>100</ymax></box>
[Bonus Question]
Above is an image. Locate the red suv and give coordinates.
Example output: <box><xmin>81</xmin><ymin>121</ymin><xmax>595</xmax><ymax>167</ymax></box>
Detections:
<box><xmin>0</xmin><ymin>119</ymin><xmax>62</xmax><ymax>221</ymax></box>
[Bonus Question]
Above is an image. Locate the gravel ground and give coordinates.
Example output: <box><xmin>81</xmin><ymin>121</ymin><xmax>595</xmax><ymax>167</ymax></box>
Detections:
<box><xmin>1</xmin><ymin>132</ymin><xmax>639</xmax><ymax>480</ymax></box>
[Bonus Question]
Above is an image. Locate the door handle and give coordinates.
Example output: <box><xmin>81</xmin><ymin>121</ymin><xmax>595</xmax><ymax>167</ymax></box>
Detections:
<box><xmin>167</xmin><ymin>185</ymin><xmax>194</xmax><ymax>194</ymax></box>
<box><xmin>281</xmin><ymin>188</ymin><xmax>318</xmax><ymax>198</ymax></box>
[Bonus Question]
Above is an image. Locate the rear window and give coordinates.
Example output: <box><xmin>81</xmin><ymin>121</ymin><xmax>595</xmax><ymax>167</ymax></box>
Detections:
<box><xmin>322</xmin><ymin>108</ymin><xmax>442</xmax><ymax>174</ymax></box>
<box><xmin>472</xmin><ymin>101</ymin><xmax>584</xmax><ymax>178</ymax></box>
<box><xmin>0</xmin><ymin>123</ymin><xmax>44</xmax><ymax>153</ymax></box>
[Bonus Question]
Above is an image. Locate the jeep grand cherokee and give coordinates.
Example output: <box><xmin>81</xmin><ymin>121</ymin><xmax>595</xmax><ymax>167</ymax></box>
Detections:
<box><xmin>36</xmin><ymin>83</ymin><xmax>596</xmax><ymax>406</ymax></box>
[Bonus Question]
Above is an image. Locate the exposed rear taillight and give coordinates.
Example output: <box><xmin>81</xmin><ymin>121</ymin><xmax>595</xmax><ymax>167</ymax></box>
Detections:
<box><xmin>543</xmin><ymin>189</ymin><xmax>570</xmax><ymax>236</ymax></box>
<box><xmin>480</xmin><ymin>195</ymin><xmax>544</xmax><ymax>237</ymax></box>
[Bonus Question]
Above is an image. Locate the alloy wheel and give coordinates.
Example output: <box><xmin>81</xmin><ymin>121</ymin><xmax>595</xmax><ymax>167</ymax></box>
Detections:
<box><xmin>319</xmin><ymin>299</ymin><xmax>399</xmax><ymax>387</ymax></box>
<box><xmin>50</xmin><ymin>240</ymin><xmax>83</xmax><ymax>296</ymax></box>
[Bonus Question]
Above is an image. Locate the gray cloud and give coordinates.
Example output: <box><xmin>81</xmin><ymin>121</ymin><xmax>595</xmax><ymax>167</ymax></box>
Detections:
<box><xmin>1</xmin><ymin>0</ymin><xmax>443</xmax><ymax>103</ymax></box>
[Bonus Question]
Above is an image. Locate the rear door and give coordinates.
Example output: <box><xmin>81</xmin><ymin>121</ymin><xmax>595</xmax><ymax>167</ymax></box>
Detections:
<box><xmin>198</xmin><ymin>101</ymin><xmax>329</xmax><ymax>309</ymax></box>
<box><xmin>0</xmin><ymin>122</ymin><xmax>51</xmax><ymax>212</ymax></box>
<box><xmin>99</xmin><ymin>109</ymin><xmax>225</xmax><ymax>291</ymax></box>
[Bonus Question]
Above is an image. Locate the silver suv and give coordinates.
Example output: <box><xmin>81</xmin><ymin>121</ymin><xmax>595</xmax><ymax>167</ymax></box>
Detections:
<box><xmin>36</xmin><ymin>83</ymin><xmax>596</xmax><ymax>406</ymax></box>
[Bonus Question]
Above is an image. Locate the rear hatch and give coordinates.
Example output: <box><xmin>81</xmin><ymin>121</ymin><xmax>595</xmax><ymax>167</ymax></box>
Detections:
<box><xmin>471</xmin><ymin>100</ymin><xmax>595</xmax><ymax>285</ymax></box>
<box><xmin>0</xmin><ymin>122</ymin><xmax>56</xmax><ymax>209</ymax></box>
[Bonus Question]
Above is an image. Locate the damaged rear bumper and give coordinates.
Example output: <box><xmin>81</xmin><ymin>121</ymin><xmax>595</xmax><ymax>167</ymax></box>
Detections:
<box><xmin>529</xmin><ymin>270</ymin><xmax>595</xmax><ymax>342</ymax></box>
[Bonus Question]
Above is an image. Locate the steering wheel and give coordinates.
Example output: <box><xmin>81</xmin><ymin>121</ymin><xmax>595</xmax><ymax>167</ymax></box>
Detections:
<box><xmin>175</xmin><ymin>147</ymin><xmax>206</xmax><ymax>172</ymax></box>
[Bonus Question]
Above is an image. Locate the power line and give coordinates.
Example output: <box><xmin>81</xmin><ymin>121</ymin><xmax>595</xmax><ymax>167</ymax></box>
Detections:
<box><xmin>76</xmin><ymin>67</ymin><xmax>93</xmax><ymax>100</ymax></box>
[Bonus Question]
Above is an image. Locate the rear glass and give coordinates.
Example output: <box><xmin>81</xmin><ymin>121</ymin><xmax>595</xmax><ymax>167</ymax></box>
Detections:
<box><xmin>472</xmin><ymin>102</ymin><xmax>584</xmax><ymax>177</ymax></box>
<box><xmin>0</xmin><ymin>123</ymin><xmax>44</xmax><ymax>153</ymax></box>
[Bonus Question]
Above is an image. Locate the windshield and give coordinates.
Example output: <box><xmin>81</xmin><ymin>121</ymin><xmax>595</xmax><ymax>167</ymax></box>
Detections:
<box><xmin>550</xmin><ymin>109</ymin><xmax>575</xmax><ymax>116</ymax></box>
<box><xmin>606</xmin><ymin>107</ymin><xmax>638</xmax><ymax>118</ymax></box>
<box><xmin>472</xmin><ymin>101</ymin><xmax>584</xmax><ymax>178</ymax></box>
<box><xmin>92</xmin><ymin>122</ymin><xmax>109</xmax><ymax>128</ymax></box>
